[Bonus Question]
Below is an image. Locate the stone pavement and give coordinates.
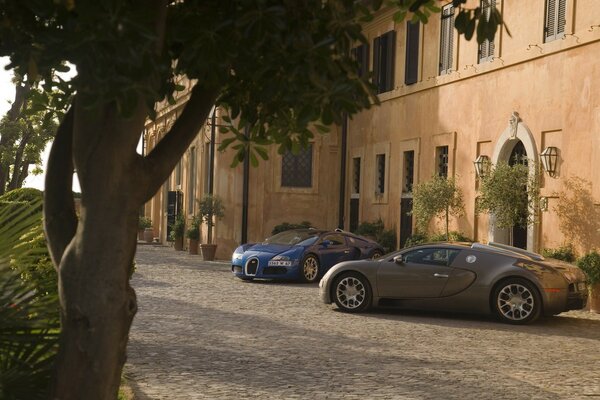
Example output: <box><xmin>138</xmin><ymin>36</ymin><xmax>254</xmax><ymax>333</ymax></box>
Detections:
<box><xmin>126</xmin><ymin>245</ymin><xmax>600</xmax><ymax>400</ymax></box>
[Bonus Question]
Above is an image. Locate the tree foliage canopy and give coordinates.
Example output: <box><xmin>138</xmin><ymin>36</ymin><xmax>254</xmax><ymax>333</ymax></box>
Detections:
<box><xmin>412</xmin><ymin>175</ymin><xmax>464</xmax><ymax>237</ymax></box>
<box><xmin>476</xmin><ymin>162</ymin><xmax>540</xmax><ymax>230</ymax></box>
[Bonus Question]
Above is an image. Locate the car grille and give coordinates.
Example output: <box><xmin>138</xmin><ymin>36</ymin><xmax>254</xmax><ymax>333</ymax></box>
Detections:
<box><xmin>245</xmin><ymin>258</ymin><xmax>259</xmax><ymax>276</ymax></box>
<box><xmin>263</xmin><ymin>266</ymin><xmax>287</xmax><ymax>275</ymax></box>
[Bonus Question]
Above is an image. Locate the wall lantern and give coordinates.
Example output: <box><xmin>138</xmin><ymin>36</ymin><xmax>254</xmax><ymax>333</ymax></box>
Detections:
<box><xmin>473</xmin><ymin>155</ymin><xmax>490</xmax><ymax>178</ymax></box>
<box><xmin>540</xmin><ymin>146</ymin><xmax>559</xmax><ymax>177</ymax></box>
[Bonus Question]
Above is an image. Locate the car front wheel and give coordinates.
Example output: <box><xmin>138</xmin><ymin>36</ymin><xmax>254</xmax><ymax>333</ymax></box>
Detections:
<box><xmin>332</xmin><ymin>272</ymin><xmax>372</xmax><ymax>313</ymax></box>
<box><xmin>493</xmin><ymin>278</ymin><xmax>541</xmax><ymax>324</ymax></box>
<box><xmin>299</xmin><ymin>254</ymin><xmax>320</xmax><ymax>283</ymax></box>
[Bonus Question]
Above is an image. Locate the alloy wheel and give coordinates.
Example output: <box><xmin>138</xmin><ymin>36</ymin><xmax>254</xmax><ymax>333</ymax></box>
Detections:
<box><xmin>496</xmin><ymin>283</ymin><xmax>535</xmax><ymax>322</ymax></box>
<box><xmin>336</xmin><ymin>276</ymin><xmax>366</xmax><ymax>310</ymax></box>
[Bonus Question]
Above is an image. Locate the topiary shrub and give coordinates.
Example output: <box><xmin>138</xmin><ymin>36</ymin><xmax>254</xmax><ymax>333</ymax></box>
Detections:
<box><xmin>271</xmin><ymin>221</ymin><xmax>312</xmax><ymax>235</ymax></box>
<box><xmin>542</xmin><ymin>245</ymin><xmax>576</xmax><ymax>263</ymax></box>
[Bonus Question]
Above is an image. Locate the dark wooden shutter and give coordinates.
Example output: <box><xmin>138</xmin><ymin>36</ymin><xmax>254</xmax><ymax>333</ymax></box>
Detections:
<box><xmin>384</xmin><ymin>30</ymin><xmax>396</xmax><ymax>92</ymax></box>
<box><xmin>360</xmin><ymin>43</ymin><xmax>369</xmax><ymax>78</ymax></box>
<box><xmin>373</xmin><ymin>36</ymin><xmax>380</xmax><ymax>92</ymax></box>
<box><xmin>557</xmin><ymin>0</ymin><xmax>566</xmax><ymax>36</ymax></box>
<box><xmin>405</xmin><ymin>21</ymin><xmax>420</xmax><ymax>85</ymax></box>
<box><xmin>478</xmin><ymin>0</ymin><xmax>496</xmax><ymax>63</ymax></box>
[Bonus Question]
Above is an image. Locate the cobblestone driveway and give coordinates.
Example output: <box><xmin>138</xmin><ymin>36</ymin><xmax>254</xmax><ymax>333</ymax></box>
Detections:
<box><xmin>126</xmin><ymin>245</ymin><xmax>600</xmax><ymax>400</ymax></box>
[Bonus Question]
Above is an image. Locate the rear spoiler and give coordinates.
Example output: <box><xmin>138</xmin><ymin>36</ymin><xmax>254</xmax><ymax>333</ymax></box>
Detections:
<box><xmin>471</xmin><ymin>242</ymin><xmax>545</xmax><ymax>261</ymax></box>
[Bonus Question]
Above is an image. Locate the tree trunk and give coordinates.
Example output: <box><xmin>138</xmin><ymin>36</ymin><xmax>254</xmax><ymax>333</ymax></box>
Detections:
<box><xmin>46</xmin><ymin>81</ymin><xmax>220</xmax><ymax>398</ymax></box>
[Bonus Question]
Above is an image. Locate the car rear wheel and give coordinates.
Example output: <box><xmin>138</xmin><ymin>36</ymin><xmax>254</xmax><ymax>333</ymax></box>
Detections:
<box><xmin>332</xmin><ymin>272</ymin><xmax>372</xmax><ymax>313</ymax></box>
<box><xmin>299</xmin><ymin>254</ymin><xmax>320</xmax><ymax>283</ymax></box>
<box><xmin>493</xmin><ymin>278</ymin><xmax>541</xmax><ymax>324</ymax></box>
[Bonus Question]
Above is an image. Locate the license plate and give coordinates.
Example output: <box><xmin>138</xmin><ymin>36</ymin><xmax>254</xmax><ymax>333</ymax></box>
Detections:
<box><xmin>268</xmin><ymin>260</ymin><xmax>292</xmax><ymax>267</ymax></box>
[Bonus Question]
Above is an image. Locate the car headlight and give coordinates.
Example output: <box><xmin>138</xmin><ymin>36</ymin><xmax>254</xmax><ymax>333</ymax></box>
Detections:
<box><xmin>232</xmin><ymin>252</ymin><xmax>244</xmax><ymax>261</ymax></box>
<box><xmin>268</xmin><ymin>255</ymin><xmax>293</xmax><ymax>267</ymax></box>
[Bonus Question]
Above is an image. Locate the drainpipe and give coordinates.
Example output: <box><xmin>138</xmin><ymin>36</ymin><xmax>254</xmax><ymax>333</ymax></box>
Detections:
<box><xmin>241</xmin><ymin>127</ymin><xmax>250</xmax><ymax>244</ymax></box>
<box><xmin>338</xmin><ymin>115</ymin><xmax>348</xmax><ymax>229</ymax></box>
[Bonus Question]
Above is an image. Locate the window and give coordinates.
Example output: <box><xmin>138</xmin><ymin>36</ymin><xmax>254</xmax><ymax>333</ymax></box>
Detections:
<box><xmin>405</xmin><ymin>21</ymin><xmax>420</xmax><ymax>85</ymax></box>
<box><xmin>376</xmin><ymin>154</ymin><xmax>386</xmax><ymax>194</ymax></box>
<box><xmin>175</xmin><ymin>161</ymin><xmax>182</xmax><ymax>188</ymax></box>
<box><xmin>478</xmin><ymin>0</ymin><xmax>496</xmax><ymax>63</ymax></box>
<box><xmin>439</xmin><ymin>3</ymin><xmax>455</xmax><ymax>75</ymax></box>
<box><xmin>281</xmin><ymin>144</ymin><xmax>313</xmax><ymax>188</ymax></box>
<box><xmin>351</xmin><ymin>44</ymin><xmax>370</xmax><ymax>78</ymax></box>
<box><xmin>352</xmin><ymin>157</ymin><xmax>361</xmax><ymax>194</ymax></box>
<box><xmin>544</xmin><ymin>0</ymin><xmax>566</xmax><ymax>42</ymax></box>
<box><xmin>403</xmin><ymin>248</ymin><xmax>460</xmax><ymax>266</ymax></box>
<box><xmin>403</xmin><ymin>150</ymin><xmax>415</xmax><ymax>193</ymax></box>
<box><xmin>373</xmin><ymin>30</ymin><xmax>396</xmax><ymax>93</ymax></box>
<box><xmin>187</xmin><ymin>147</ymin><xmax>196</xmax><ymax>213</ymax></box>
<box><xmin>436</xmin><ymin>146</ymin><xmax>449</xmax><ymax>178</ymax></box>
<box><xmin>321</xmin><ymin>234</ymin><xmax>346</xmax><ymax>247</ymax></box>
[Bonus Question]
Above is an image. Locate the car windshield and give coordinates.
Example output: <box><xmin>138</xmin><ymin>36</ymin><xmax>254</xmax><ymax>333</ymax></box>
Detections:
<box><xmin>264</xmin><ymin>230</ymin><xmax>320</xmax><ymax>246</ymax></box>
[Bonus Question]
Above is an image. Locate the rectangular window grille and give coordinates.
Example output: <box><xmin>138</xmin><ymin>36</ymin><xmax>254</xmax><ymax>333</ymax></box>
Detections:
<box><xmin>352</xmin><ymin>157</ymin><xmax>361</xmax><ymax>194</ymax></box>
<box><xmin>373</xmin><ymin>30</ymin><xmax>396</xmax><ymax>93</ymax></box>
<box><xmin>376</xmin><ymin>154</ymin><xmax>386</xmax><ymax>194</ymax></box>
<box><xmin>544</xmin><ymin>0</ymin><xmax>566</xmax><ymax>42</ymax></box>
<box><xmin>478</xmin><ymin>0</ymin><xmax>496</xmax><ymax>63</ymax></box>
<box><xmin>281</xmin><ymin>144</ymin><xmax>313</xmax><ymax>188</ymax></box>
<box><xmin>403</xmin><ymin>150</ymin><xmax>415</xmax><ymax>193</ymax></box>
<box><xmin>405</xmin><ymin>21</ymin><xmax>420</xmax><ymax>85</ymax></box>
<box><xmin>175</xmin><ymin>161</ymin><xmax>182</xmax><ymax>187</ymax></box>
<box><xmin>439</xmin><ymin>3</ymin><xmax>455</xmax><ymax>75</ymax></box>
<box><xmin>351</xmin><ymin>44</ymin><xmax>370</xmax><ymax>78</ymax></box>
<box><xmin>188</xmin><ymin>147</ymin><xmax>196</xmax><ymax>213</ymax></box>
<box><xmin>436</xmin><ymin>146</ymin><xmax>449</xmax><ymax>178</ymax></box>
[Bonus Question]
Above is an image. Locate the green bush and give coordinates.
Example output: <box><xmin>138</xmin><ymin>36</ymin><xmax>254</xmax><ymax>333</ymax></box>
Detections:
<box><xmin>354</xmin><ymin>219</ymin><xmax>397</xmax><ymax>253</ymax></box>
<box><xmin>577</xmin><ymin>250</ymin><xmax>600</xmax><ymax>285</ymax></box>
<box><xmin>185</xmin><ymin>216</ymin><xmax>201</xmax><ymax>240</ymax></box>
<box><xmin>138</xmin><ymin>216</ymin><xmax>152</xmax><ymax>230</ymax></box>
<box><xmin>542</xmin><ymin>245</ymin><xmax>576</xmax><ymax>263</ymax></box>
<box><xmin>403</xmin><ymin>233</ymin><xmax>429</xmax><ymax>248</ymax></box>
<box><xmin>0</xmin><ymin>187</ymin><xmax>43</xmax><ymax>203</ymax></box>
<box><xmin>169</xmin><ymin>214</ymin><xmax>185</xmax><ymax>241</ymax></box>
<box><xmin>271</xmin><ymin>221</ymin><xmax>312</xmax><ymax>235</ymax></box>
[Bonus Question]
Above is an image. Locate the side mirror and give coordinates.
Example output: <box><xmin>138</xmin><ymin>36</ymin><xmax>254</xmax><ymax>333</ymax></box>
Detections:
<box><xmin>393</xmin><ymin>255</ymin><xmax>404</xmax><ymax>264</ymax></box>
<box><xmin>321</xmin><ymin>240</ymin><xmax>332</xmax><ymax>248</ymax></box>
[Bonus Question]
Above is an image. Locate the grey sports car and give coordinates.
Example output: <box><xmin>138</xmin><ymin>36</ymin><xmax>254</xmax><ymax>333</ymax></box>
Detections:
<box><xmin>319</xmin><ymin>242</ymin><xmax>588</xmax><ymax>324</ymax></box>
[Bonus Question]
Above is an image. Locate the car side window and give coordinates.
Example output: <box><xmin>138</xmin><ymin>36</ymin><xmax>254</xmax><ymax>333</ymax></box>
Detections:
<box><xmin>321</xmin><ymin>234</ymin><xmax>346</xmax><ymax>246</ymax></box>
<box><xmin>403</xmin><ymin>248</ymin><xmax>460</xmax><ymax>266</ymax></box>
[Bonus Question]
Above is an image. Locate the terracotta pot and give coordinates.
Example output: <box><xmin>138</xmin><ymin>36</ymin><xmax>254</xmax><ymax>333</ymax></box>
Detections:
<box><xmin>138</xmin><ymin>229</ymin><xmax>144</xmax><ymax>240</ymax></box>
<box><xmin>143</xmin><ymin>228</ymin><xmax>154</xmax><ymax>243</ymax></box>
<box><xmin>173</xmin><ymin>236</ymin><xmax>183</xmax><ymax>251</ymax></box>
<box><xmin>590</xmin><ymin>283</ymin><xmax>600</xmax><ymax>313</ymax></box>
<box><xmin>200</xmin><ymin>243</ymin><xmax>217</xmax><ymax>261</ymax></box>
<box><xmin>189</xmin><ymin>239</ymin><xmax>199</xmax><ymax>255</ymax></box>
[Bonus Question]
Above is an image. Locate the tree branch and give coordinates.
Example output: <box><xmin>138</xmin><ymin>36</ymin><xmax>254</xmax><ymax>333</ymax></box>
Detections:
<box><xmin>44</xmin><ymin>106</ymin><xmax>78</xmax><ymax>269</ymax></box>
<box><xmin>141</xmin><ymin>83</ymin><xmax>220</xmax><ymax>202</ymax></box>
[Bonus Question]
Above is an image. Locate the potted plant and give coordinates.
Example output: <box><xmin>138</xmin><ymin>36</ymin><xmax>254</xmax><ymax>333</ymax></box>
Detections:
<box><xmin>169</xmin><ymin>214</ymin><xmax>185</xmax><ymax>251</ymax></box>
<box><xmin>186</xmin><ymin>216</ymin><xmax>200</xmax><ymax>255</ymax></box>
<box><xmin>138</xmin><ymin>216</ymin><xmax>152</xmax><ymax>241</ymax></box>
<box><xmin>577</xmin><ymin>250</ymin><xmax>600</xmax><ymax>313</ymax></box>
<box><xmin>197</xmin><ymin>195</ymin><xmax>225</xmax><ymax>261</ymax></box>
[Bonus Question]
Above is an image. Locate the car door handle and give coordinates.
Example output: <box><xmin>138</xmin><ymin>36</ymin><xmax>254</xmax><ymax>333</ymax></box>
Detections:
<box><xmin>344</xmin><ymin>250</ymin><xmax>350</xmax><ymax>254</ymax></box>
<box><xmin>433</xmin><ymin>273</ymin><xmax>449</xmax><ymax>278</ymax></box>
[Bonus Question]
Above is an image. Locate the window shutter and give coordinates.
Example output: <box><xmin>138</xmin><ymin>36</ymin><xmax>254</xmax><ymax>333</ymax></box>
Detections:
<box><xmin>373</xmin><ymin>36</ymin><xmax>380</xmax><ymax>92</ymax></box>
<box><xmin>557</xmin><ymin>0</ymin><xmax>566</xmax><ymax>37</ymax></box>
<box><xmin>545</xmin><ymin>0</ymin><xmax>566</xmax><ymax>42</ymax></box>
<box><xmin>478</xmin><ymin>0</ymin><xmax>495</xmax><ymax>63</ymax></box>
<box><xmin>384</xmin><ymin>30</ymin><xmax>396</xmax><ymax>92</ymax></box>
<box><xmin>360</xmin><ymin>43</ymin><xmax>370</xmax><ymax>78</ymax></box>
<box><xmin>405</xmin><ymin>21</ymin><xmax>420</xmax><ymax>85</ymax></box>
<box><xmin>439</xmin><ymin>4</ymin><xmax>454</xmax><ymax>74</ymax></box>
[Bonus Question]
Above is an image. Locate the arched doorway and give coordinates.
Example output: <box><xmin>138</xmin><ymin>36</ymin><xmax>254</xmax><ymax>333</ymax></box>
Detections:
<box><xmin>508</xmin><ymin>141</ymin><xmax>527</xmax><ymax>249</ymax></box>
<box><xmin>489</xmin><ymin>112</ymin><xmax>539</xmax><ymax>252</ymax></box>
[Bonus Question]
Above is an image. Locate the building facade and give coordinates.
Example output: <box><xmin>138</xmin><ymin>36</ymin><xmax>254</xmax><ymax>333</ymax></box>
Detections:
<box><xmin>145</xmin><ymin>0</ymin><xmax>600</xmax><ymax>259</ymax></box>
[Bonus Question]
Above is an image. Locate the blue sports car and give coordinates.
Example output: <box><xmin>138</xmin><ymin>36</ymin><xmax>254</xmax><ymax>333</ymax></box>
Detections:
<box><xmin>231</xmin><ymin>229</ymin><xmax>385</xmax><ymax>282</ymax></box>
